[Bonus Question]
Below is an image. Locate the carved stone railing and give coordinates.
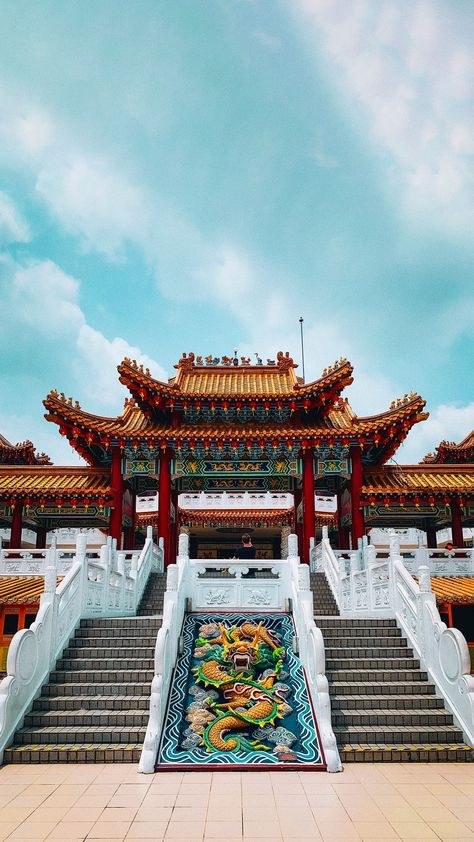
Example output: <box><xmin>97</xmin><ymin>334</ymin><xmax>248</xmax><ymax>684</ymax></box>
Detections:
<box><xmin>139</xmin><ymin>532</ymin><xmax>342</xmax><ymax>773</ymax></box>
<box><xmin>0</xmin><ymin>546</ymin><xmax>76</xmax><ymax>576</ymax></box>
<box><xmin>401</xmin><ymin>545</ymin><xmax>474</xmax><ymax>577</ymax></box>
<box><xmin>179</xmin><ymin>491</ymin><xmax>293</xmax><ymax>510</ymax></box>
<box><xmin>0</xmin><ymin>528</ymin><xmax>162</xmax><ymax>763</ymax></box>
<box><xmin>287</xmin><ymin>535</ymin><xmax>341</xmax><ymax>773</ymax></box>
<box><xmin>393</xmin><ymin>555</ymin><xmax>474</xmax><ymax>747</ymax></box>
<box><xmin>313</xmin><ymin>529</ymin><xmax>474</xmax><ymax>748</ymax></box>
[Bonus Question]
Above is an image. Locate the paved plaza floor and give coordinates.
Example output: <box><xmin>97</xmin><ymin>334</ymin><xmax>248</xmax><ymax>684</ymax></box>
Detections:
<box><xmin>0</xmin><ymin>763</ymin><xmax>474</xmax><ymax>841</ymax></box>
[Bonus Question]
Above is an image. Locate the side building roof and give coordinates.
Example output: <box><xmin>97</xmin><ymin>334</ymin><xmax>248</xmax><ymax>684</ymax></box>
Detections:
<box><xmin>423</xmin><ymin>430</ymin><xmax>474</xmax><ymax>465</ymax></box>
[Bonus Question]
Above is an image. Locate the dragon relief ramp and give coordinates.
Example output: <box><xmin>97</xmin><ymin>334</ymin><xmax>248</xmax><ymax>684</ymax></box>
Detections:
<box><xmin>156</xmin><ymin>613</ymin><xmax>325</xmax><ymax>770</ymax></box>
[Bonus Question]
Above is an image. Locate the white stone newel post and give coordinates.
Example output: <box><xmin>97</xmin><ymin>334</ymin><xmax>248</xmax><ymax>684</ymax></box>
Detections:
<box><xmin>287</xmin><ymin>533</ymin><xmax>298</xmax><ymax>560</ymax></box>
<box><xmin>417</xmin><ymin>564</ymin><xmax>434</xmax><ymax>662</ymax></box>
<box><xmin>322</xmin><ymin>525</ymin><xmax>329</xmax><ymax>541</ymax></box>
<box><xmin>76</xmin><ymin>532</ymin><xmax>89</xmax><ymax>615</ymax></box>
<box><xmin>43</xmin><ymin>537</ymin><xmax>57</xmax><ymax>595</ymax></box>
<box><xmin>178</xmin><ymin>532</ymin><xmax>189</xmax><ymax>560</ymax></box>
<box><xmin>146</xmin><ymin>525</ymin><xmax>153</xmax><ymax>542</ymax></box>
<box><xmin>366</xmin><ymin>543</ymin><xmax>377</xmax><ymax>611</ymax></box>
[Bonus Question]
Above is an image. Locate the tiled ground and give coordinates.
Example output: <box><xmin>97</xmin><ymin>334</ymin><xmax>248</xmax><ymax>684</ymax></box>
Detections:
<box><xmin>1</xmin><ymin>763</ymin><xmax>474</xmax><ymax>841</ymax></box>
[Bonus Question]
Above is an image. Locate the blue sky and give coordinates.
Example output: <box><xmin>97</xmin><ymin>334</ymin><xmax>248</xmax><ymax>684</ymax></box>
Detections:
<box><xmin>0</xmin><ymin>0</ymin><xmax>473</xmax><ymax>464</ymax></box>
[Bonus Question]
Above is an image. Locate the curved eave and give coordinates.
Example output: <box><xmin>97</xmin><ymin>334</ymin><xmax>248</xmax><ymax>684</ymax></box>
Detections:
<box><xmin>0</xmin><ymin>466</ymin><xmax>113</xmax><ymax>503</ymax></box>
<box><xmin>361</xmin><ymin>464</ymin><xmax>474</xmax><ymax>502</ymax></box>
<box><xmin>422</xmin><ymin>431</ymin><xmax>474</xmax><ymax>465</ymax></box>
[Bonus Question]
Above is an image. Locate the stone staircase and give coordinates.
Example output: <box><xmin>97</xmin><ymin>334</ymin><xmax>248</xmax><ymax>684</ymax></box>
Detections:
<box><xmin>3</xmin><ymin>571</ymin><xmax>166</xmax><ymax>764</ymax></box>
<box><xmin>312</xmin><ymin>572</ymin><xmax>473</xmax><ymax>762</ymax></box>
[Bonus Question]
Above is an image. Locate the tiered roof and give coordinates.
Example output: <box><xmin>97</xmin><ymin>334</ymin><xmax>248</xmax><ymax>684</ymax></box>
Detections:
<box><xmin>43</xmin><ymin>354</ymin><xmax>428</xmax><ymax>467</ymax></box>
<box><xmin>0</xmin><ymin>434</ymin><xmax>51</xmax><ymax>466</ymax></box>
<box><xmin>423</xmin><ymin>430</ymin><xmax>474</xmax><ymax>465</ymax></box>
<box><xmin>362</xmin><ymin>464</ymin><xmax>474</xmax><ymax>504</ymax></box>
<box><xmin>0</xmin><ymin>466</ymin><xmax>112</xmax><ymax>505</ymax></box>
<box><xmin>427</xmin><ymin>577</ymin><xmax>474</xmax><ymax>605</ymax></box>
<box><xmin>0</xmin><ymin>576</ymin><xmax>62</xmax><ymax>605</ymax></box>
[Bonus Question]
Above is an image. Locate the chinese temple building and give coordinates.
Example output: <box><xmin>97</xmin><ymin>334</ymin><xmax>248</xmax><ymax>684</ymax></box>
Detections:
<box><xmin>0</xmin><ymin>351</ymin><xmax>473</xmax><ymax>563</ymax></box>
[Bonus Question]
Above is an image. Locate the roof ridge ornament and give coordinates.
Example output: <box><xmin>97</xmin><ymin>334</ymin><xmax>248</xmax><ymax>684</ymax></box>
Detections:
<box><xmin>176</xmin><ymin>352</ymin><xmax>195</xmax><ymax>371</ymax></box>
<box><xmin>276</xmin><ymin>351</ymin><xmax>297</xmax><ymax>371</ymax></box>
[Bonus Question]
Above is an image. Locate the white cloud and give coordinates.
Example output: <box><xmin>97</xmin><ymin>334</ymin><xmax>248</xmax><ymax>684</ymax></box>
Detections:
<box><xmin>292</xmin><ymin>0</ymin><xmax>474</xmax><ymax>238</ymax></box>
<box><xmin>36</xmin><ymin>155</ymin><xmax>154</xmax><ymax>260</ymax></box>
<box><xmin>397</xmin><ymin>401</ymin><xmax>474</xmax><ymax>464</ymax></box>
<box><xmin>76</xmin><ymin>324</ymin><xmax>168</xmax><ymax>406</ymax></box>
<box><xmin>0</xmin><ymin>256</ymin><xmax>168</xmax><ymax>462</ymax></box>
<box><xmin>0</xmin><ymin>191</ymin><xmax>30</xmax><ymax>245</ymax></box>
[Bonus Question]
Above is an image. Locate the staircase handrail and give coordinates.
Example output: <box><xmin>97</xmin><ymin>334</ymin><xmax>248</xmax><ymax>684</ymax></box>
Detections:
<box><xmin>288</xmin><ymin>535</ymin><xmax>341</xmax><ymax>772</ymax></box>
<box><xmin>0</xmin><ymin>530</ymin><xmax>161</xmax><ymax>764</ymax></box>
<box><xmin>391</xmin><ymin>551</ymin><xmax>474</xmax><ymax>746</ymax></box>
<box><xmin>0</xmin><ymin>535</ymin><xmax>88</xmax><ymax>763</ymax></box>
<box><xmin>139</xmin><ymin>532</ymin><xmax>189</xmax><ymax>773</ymax></box>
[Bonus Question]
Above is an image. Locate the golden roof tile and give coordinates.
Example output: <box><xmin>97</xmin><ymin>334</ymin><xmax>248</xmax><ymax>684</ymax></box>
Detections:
<box><xmin>0</xmin><ymin>576</ymin><xmax>62</xmax><ymax>605</ymax></box>
<box><xmin>424</xmin><ymin>577</ymin><xmax>474</xmax><ymax>605</ymax></box>
<box><xmin>0</xmin><ymin>466</ymin><xmax>112</xmax><ymax>501</ymax></box>
<box><xmin>362</xmin><ymin>465</ymin><xmax>474</xmax><ymax>497</ymax></box>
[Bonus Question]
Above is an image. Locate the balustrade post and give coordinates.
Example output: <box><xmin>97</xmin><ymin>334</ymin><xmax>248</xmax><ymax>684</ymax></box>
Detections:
<box><xmin>366</xmin><ymin>544</ymin><xmax>376</xmax><ymax>610</ymax></box>
<box><xmin>76</xmin><ymin>532</ymin><xmax>89</xmax><ymax>614</ymax></box>
<box><xmin>416</xmin><ymin>563</ymin><xmax>436</xmax><ymax>664</ymax></box>
<box><xmin>287</xmin><ymin>533</ymin><xmax>298</xmax><ymax>560</ymax></box>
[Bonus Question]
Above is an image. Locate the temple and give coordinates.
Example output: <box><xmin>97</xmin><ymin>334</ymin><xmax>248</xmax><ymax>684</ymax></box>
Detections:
<box><xmin>0</xmin><ymin>351</ymin><xmax>473</xmax><ymax>563</ymax></box>
<box><xmin>1</xmin><ymin>349</ymin><xmax>474</xmax><ymax>768</ymax></box>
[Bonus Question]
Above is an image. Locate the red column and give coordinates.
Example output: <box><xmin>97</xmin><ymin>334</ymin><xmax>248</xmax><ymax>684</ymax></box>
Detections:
<box><xmin>302</xmin><ymin>449</ymin><xmax>315</xmax><ymax>564</ymax></box>
<box><xmin>36</xmin><ymin>526</ymin><xmax>47</xmax><ymax>549</ymax></box>
<box><xmin>109</xmin><ymin>446</ymin><xmax>124</xmax><ymax>547</ymax></box>
<box><xmin>350</xmin><ymin>444</ymin><xmax>365</xmax><ymax>548</ymax></box>
<box><xmin>159</xmin><ymin>448</ymin><xmax>172</xmax><ymax>566</ymax></box>
<box><xmin>10</xmin><ymin>501</ymin><xmax>23</xmax><ymax>548</ymax></box>
<box><xmin>450</xmin><ymin>497</ymin><xmax>464</xmax><ymax>547</ymax></box>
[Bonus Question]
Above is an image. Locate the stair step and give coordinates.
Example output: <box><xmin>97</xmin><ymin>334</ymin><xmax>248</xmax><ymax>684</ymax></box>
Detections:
<box><xmin>63</xmin><ymin>647</ymin><xmax>155</xmax><ymax>659</ymax></box>
<box><xmin>79</xmin><ymin>617</ymin><xmax>161</xmax><ymax>628</ymax></box>
<box><xmin>42</xmin><ymin>682</ymin><xmax>151</xmax><ymax>696</ymax></box>
<box><xmin>325</xmin><ymin>647</ymin><xmax>412</xmax><ymax>658</ymax></box>
<box><xmin>333</xmin><ymin>724</ymin><xmax>464</xmax><ymax>744</ymax></box>
<box><xmin>339</xmin><ymin>743</ymin><xmax>474</xmax><ymax>762</ymax></box>
<box><xmin>56</xmin><ymin>658</ymin><xmax>154</xmax><ymax>670</ymax></box>
<box><xmin>333</xmin><ymin>709</ymin><xmax>454</xmax><ymax>726</ymax></box>
<box><xmin>319</xmin><ymin>626</ymin><xmax>402</xmax><ymax>639</ymax></box>
<box><xmin>326</xmin><ymin>657</ymin><xmax>420</xmax><ymax>670</ymax></box>
<box><xmin>330</xmin><ymin>694</ymin><xmax>444</xmax><ymax>710</ymax></box>
<box><xmin>317</xmin><ymin>618</ymin><xmax>397</xmax><ymax>628</ymax></box>
<box><xmin>322</xmin><ymin>636</ymin><xmax>405</xmax><ymax>647</ymax></box>
<box><xmin>330</xmin><ymin>681</ymin><xmax>436</xmax><ymax>696</ymax></box>
<box><xmin>69</xmin><ymin>638</ymin><xmax>158</xmax><ymax>649</ymax></box>
<box><xmin>33</xmin><ymin>695</ymin><xmax>151</xmax><ymax>711</ymax></box>
<box><xmin>49</xmin><ymin>669</ymin><xmax>154</xmax><ymax>683</ymax></box>
<box><xmin>25</xmin><ymin>710</ymin><xmax>148</xmax><ymax>727</ymax></box>
<box><xmin>75</xmin><ymin>627</ymin><xmax>160</xmax><ymax>639</ymax></box>
<box><xmin>15</xmin><ymin>725</ymin><xmax>146</xmax><ymax>745</ymax></box>
<box><xmin>327</xmin><ymin>669</ymin><xmax>428</xmax><ymax>682</ymax></box>
<box><xmin>3</xmin><ymin>743</ymin><xmax>142</xmax><ymax>763</ymax></box>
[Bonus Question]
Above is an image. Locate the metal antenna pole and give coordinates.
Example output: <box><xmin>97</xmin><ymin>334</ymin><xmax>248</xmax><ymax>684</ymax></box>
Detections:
<box><xmin>299</xmin><ymin>316</ymin><xmax>305</xmax><ymax>382</ymax></box>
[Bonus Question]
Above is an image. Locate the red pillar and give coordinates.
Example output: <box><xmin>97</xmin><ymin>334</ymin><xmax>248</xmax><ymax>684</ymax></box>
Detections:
<box><xmin>109</xmin><ymin>446</ymin><xmax>124</xmax><ymax>547</ymax></box>
<box><xmin>36</xmin><ymin>526</ymin><xmax>47</xmax><ymax>549</ymax></box>
<box><xmin>10</xmin><ymin>501</ymin><xmax>23</xmax><ymax>548</ymax></box>
<box><xmin>302</xmin><ymin>449</ymin><xmax>315</xmax><ymax>564</ymax></box>
<box><xmin>159</xmin><ymin>449</ymin><xmax>172</xmax><ymax>566</ymax></box>
<box><xmin>450</xmin><ymin>497</ymin><xmax>464</xmax><ymax>547</ymax></box>
<box><xmin>350</xmin><ymin>444</ymin><xmax>365</xmax><ymax>548</ymax></box>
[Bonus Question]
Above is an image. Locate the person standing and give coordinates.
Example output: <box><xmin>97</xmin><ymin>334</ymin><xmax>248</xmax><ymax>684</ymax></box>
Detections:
<box><xmin>233</xmin><ymin>534</ymin><xmax>256</xmax><ymax>559</ymax></box>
